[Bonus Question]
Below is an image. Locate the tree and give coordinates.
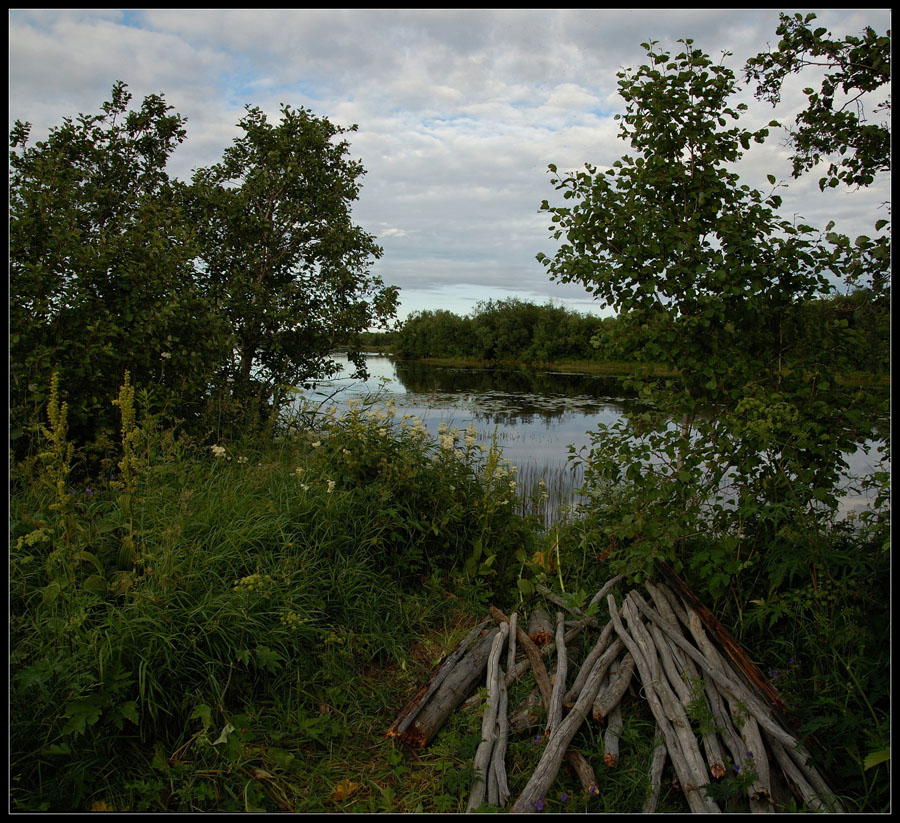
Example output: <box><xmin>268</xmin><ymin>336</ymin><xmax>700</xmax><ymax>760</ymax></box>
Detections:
<box><xmin>10</xmin><ymin>82</ymin><xmax>229</xmax><ymax>456</ymax></box>
<box><xmin>537</xmin><ymin>39</ymin><xmax>880</xmax><ymax>596</ymax></box>
<box><xmin>745</xmin><ymin>11</ymin><xmax>890</xmax><ymax>191</ymax></box>
<box><xmin>187</xmin><ymin>104</ymin><xmax>398</xmax><ymax>414</ymax></box>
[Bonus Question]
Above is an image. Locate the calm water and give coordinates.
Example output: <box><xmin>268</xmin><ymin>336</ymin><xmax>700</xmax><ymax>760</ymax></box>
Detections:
<box><xmin>290</xmin><ymin>353</ymin><xmax>887</xmax><ymax>522</ymax></box>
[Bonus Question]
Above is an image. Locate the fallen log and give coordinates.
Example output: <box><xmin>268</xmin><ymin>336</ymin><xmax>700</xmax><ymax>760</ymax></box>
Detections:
<box><xmin>592</xmin><ymin>650</ymin><xmax>634</xmax><ymax>722</ymax></box>
<box><xmin>527</xmin><ymin>607</ymin><xmax>553</xmax><ymax>647</ymax></box>
<box><xmin>387</xmin><ymin>622</ymin><xmax>499</xmax><ymax>748</ymax></box>
<box><xmin>642</xmin><ymin>727</ymin><xmax>668</xmax><ymax>813</ymax></box>
<box><xmin>602</xmin><ymin>659</ymin><xmax>623</xmax><ymax>768</ymax></box>
<box><xmin>545</xmin><ymin>612</ymin><xmax>567</xmax><ymax>736</ymax></box>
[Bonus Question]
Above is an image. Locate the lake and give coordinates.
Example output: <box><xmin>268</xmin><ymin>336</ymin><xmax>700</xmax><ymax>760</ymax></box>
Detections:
<box><xmin>290</xmin><ymin>353</ymin><xmax>887</xmax><ymax>523</ymax></box>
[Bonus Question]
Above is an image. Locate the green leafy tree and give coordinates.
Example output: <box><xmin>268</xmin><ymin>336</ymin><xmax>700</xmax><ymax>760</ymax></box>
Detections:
<box><xmin>537</xmin><ymin>39</ymin><xmax>880</xmax><ymax>594</ymax></box>
<box><xmin>745</xmin><ymin>11</ymin><xmax>890</xmax><ymax>191</ymax></box>
<box><xmin>187</xmin><ymin>104</ymin><xmax>398</xmax><ymax>416</ymax></box>
<box><xmin>10</xmin><ymin>82</ymin><xmax>229</xmax><ymax>456</ymax></box>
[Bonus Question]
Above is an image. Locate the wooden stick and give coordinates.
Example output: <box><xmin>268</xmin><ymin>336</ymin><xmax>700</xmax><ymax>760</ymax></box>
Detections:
<box><xmin>490</xmin><ymin>613</ymin><xmax>516</xmax><ymax>808</ymax></box>
<box><xmin>527</xmin><ymin>607</ymin><xmax>553</xmax><ymax>647</ymax></box>
<box><xmin>623</xmin><ymin>594</ymin><xmax>715</xmax><ymax>810</ymax></box>
<box><xmin>602</xmin><ymin>660</ymin><xmax>623</xmax><ymax>768</ymax></box>
<box><xmin>566</xmin><ymin>748</ymin><xmax>599</xmax><ymax>795</ymax></box>
<box><xmin>642</xmin><ymin>728</ymin><xmax>668</xmax><ymax>813</ymax></box>
<box><xmin>491</xmin><ymin>605</ymin><xmax>553</xmax><ymax>708</ymax></box>
<box><xmin>592</xmin><ymin>650</ymin><xmax>635</xmax><ymax>722</ymax></box>
<box><xmin>563</xmin><ymin>619</ymin><xmax>616</xmax><ymax>705</ymax></box>
<box><xmin>510</xmin><ymin>623</ymin><xmax>623</xmax><ymax>813</ymax></box>
<box><xmin>387</xmin><ymin>615</ymin><xmax>492</xmax><ymax>738</ymax></box>
<box><xmin>631</xmin><ymin>592</ymin><xmax>844</xmax><ymax>811</ymax></box>
<box><xmin>467</xmin><ymin>623</ymin><xmax>508</xmax><ymax>812</ymax></box>
<box><xmin>545</xmin><ymin>612</ymin><xmax>567</xmax><ymax>736</ymax></box>
<box><xmin>387</xmin><ymin>625</ymin><xmax>499</xmax><ymax>748</ymax></box>
<box><xmin>608</xmin><ymin>593</ymin><xmax>720</xmax><ymax>814</ymax></box>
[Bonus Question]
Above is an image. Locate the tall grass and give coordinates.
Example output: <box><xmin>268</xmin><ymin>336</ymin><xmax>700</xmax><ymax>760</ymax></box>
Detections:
<box><xmin>9</xmin><ymin>388</ymin><xmax>540</xmax><ymax>811</ymax></box>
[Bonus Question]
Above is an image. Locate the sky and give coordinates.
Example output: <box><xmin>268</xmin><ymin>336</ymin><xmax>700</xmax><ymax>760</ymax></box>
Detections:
<box><xmin>8</xmin><ymin>8</ymin><xmax>891</xmax><ymax>324</ymax></box>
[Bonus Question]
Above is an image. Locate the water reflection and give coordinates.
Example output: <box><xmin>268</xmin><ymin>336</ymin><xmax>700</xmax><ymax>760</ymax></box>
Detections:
<box><xmin>291</xmin><ymin>353</ymin><xmax>886</xmax><ymax>521</ymax></box>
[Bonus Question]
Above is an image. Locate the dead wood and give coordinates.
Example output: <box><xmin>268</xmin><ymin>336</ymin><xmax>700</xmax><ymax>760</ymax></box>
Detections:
<box><xmin>387</xmin><ymin>615</ymin><xmax>492</xmax><ymax>740</ymax></box>
<box><xmin>509</xmin><ymin>690</ymin><xmax>543</xmax><ymax>736</ymax></box>
<box><xmin>609</xmin><ymin>593</ymin><xmax>720</xmax><ymax>813</ymax></box>
<box><xmin>491</xmin><ymin>605</ymin><xmax>553</xmax><ymax>708</ymax></box>
<box><xmin>642</xmin><ymin>728</ymin><xmax>668</xmax><ymax>813</ymax></box>
<box><xmin>387</xmin><ymin>623</ymin><xmax>500</xmax><ymax>749</ymax></box>
<box><xmin>592</xmin><ymin>650</ymin><xmax>634</xmax><ymax>722</ymax></box>
<box><xmin>545</xmin><ymin>612</ymin><xmax>567</xmax><ymax>736</ymax></box>
<box><xmin>563</xmin><ymin>619</ymin><xmax>616</xmax><ymax>706</ymax></box>
<box><xmin>565</xmin><ymin>748</ymin><xmax>599</xmax><ymax>795</ymax></box>
<box><xmin>527</xmin><ymin>606</ymin><xmax>553</xmax><ymax>647</ymax></box>
<box><xmin>467</xmin><ymin>623</ymin><xmax>509</xmax><ymax>812</ymax></box>
<box><xmin>602</xmin><ymin>659</ymin><xmax>623</xmax><ymax>768</ymax></box>
<box><xmin>510</xmin><ymin>623</ymin><xmax>623</xmax><ymax>813</ymax></box>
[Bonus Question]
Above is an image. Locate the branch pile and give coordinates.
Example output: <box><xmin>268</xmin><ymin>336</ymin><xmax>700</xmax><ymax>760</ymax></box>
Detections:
<box><xmin>387</xmin><ymin>566</ymin><xmax>844</xmax><ymax>813</ymax></box>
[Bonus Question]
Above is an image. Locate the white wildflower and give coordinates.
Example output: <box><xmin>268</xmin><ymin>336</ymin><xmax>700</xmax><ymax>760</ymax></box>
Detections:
<box><xmin>326</xmin><ymin>479</ymin><xmax>336</xmax><ymax>494</ymax></box>
<box><xmin>210</xmin><ymin>444</ymin><xmax>226</xmax><ymax>458</ymax></box>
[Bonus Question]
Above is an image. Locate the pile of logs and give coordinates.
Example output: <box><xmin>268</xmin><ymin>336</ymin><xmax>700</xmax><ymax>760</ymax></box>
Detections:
<box><xmin>386</xmin><ymin>564</ymin><xmax>844</xmax><ymax>813</ymax></box>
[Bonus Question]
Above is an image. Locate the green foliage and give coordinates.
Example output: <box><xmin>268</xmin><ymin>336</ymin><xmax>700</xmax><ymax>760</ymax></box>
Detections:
<box><xmin>9</xmin><ymin>82</ymin><xmax>231</xmax><ymax>459</ymax></box>
<box><xmin>187</xmin><ymin>103</ymin><xmax>398</xmax><ymax>414</ymax></box>
<box><xmin>9</xmin><ymin>376</ymin><xmax>538</xmax><ymax>810</ymax></box>
<box><xmin>396</xmin><ymin>299</ymin><xmax>608</xmax><ymax>363</ymax></box>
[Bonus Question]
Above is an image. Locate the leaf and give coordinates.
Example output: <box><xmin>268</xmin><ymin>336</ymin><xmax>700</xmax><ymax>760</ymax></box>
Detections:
<box><xmin>62</xmin><ymin>695</ymin><xmax>104</xmax><ymax>736</ymax></box>
<box><xmin>191</xmin><ymin>703</ymin><xmax>212</xmax><ymax>731</ymax></box>
<box><xmin>766</xmin><ymin>174</ymin><xmax>776</xmax><ymax>185</ymax></box>
<box><xmin>213</xmin><ymin>721</ymin><xmax>236</xmax><ymax>746</ymax></box>
<box><xmin>864</xmin><ymin>749</ymin><xmax>890</xmax><ymax>770</ymax></box>
<box><xmin>332</xmin><ymin>778</ymin><xmax>360</xmax><ymax>802</ymax></box>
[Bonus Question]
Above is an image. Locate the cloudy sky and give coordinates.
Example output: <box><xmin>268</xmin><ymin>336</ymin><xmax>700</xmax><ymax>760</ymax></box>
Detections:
<box><xmin>9</xmin><ymin>8</ymin><xmax>891</xmax><ymax>323</ymax></box>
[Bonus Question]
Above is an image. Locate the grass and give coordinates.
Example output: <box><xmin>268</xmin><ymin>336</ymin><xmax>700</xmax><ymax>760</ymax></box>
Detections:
<box><xmin>9</xmin><ymin>384</ymin><xmax>891</xmax><ymax>812</ymax></box>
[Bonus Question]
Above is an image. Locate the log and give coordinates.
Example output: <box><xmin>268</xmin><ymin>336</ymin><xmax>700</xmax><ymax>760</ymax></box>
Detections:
<box><xmin>490</xmin><ymin>613</ymin><xmax>516</xmax><ymax>808</ymax></box>
<box><xmin>592</xmin><ymin>650</ymin><xmax>635</xmax><ymax>722</ymax></box>
<box><xmin>632</xmin><ymin>591</ymin><xmax>844</xmax><ymax>812</ymax></box>
<box><xmin>527</xmin><ymin>607</ymin><xmax>553</xmax><ymax>647</ymax></box>
<box><xmin>602</xmin><ymin>659</ymin><xmax>623</xmax><ymax>768</ymax></box>
<box><xmin>387</xmin><ymin>624</ymin><xmax>499</xmax><ymax>748</ymax></box>
<box><xmin>387</xmin><ymin>615</ymin><xmax>492</xmax><ymax>739</ymax></box>
<box><xmin>491</xmin><ymin>605</ymin><xmax>553</xmax><ymax>708</ymax></box>
<box><xmin>642</xmin><ymin>728</ymin><xmax>668</xmax><ymax>813</ymax></box>
<box><xmin>608</xmin><ymin>593</ymin><xmax>720</xmax><ymax>814</ymax></box>
<box><xmin>623</xmin><ymin>594</ymin><xmax>716</xmax><ymax>811</ymax></box>
<box><xmin>566</xmin><ymin>748</ymin><xmax>599</xmax><ymax>795</ymax></box>
<box><xmin>545</xmin><ymin>612</ymin><xmax>567</xmax><ymax>736</ymax></box>
<box><xmin>563</xmin><ymin>619</ymin><xmax>616</xmax><ymax>706</ymax></box>
<box><xmin>509</xmin><ymin>690</ymin><xmax>543</xmax><ymax>736</ymax></box>
<box><xmin>468</xmin><ymin>623</ymin><xmax>509</xmax><ymax>812</ymax></box>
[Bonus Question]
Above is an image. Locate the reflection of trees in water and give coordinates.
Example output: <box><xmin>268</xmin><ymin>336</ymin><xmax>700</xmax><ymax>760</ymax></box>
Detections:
<box><xmin>393</xmin><ymin>360</ymin><xmax>645</xmax><ymax>423</ymax></box>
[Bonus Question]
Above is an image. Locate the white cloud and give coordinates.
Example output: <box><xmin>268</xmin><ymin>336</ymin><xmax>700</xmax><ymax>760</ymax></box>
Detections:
<box><xmin>9</xmin><ymin>8</ymin><xmax>891</xmax><ymax>321</ymax></box>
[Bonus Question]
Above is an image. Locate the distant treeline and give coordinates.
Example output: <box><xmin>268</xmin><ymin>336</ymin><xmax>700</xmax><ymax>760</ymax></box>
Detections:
<box><xmin>359</xmin><ymin>293</ymin><xmax>888</xmax><ymax>374</ymax></box>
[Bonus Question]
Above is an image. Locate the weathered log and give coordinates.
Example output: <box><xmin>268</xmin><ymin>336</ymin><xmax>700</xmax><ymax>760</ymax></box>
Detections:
<box><xmin>468</xmin><ymin>623</ymin><xmax>509</xmax><ymax>812</ymax></box>
<box><xmin>655</xmin><ymin>564</ymin><xmax>793</xmax><ymax>726</ymax></box>
<box><xmin>387</xmin><ymin>624</ymin><xmax>499</xmax><ymax>748</ymax></box>
<box><xmin>642</xmin><ymin>728</ymin><xmax>668</xmax><ymax>813</ymax></box>
<box><xmin>592</xmin><ymin>650</ymin><xmax>634</xmax><ymax>722</ymax></box>
<box><xmin>510</xmin><ymin>622</ymin><xmax>623</xmax><ymax>813</ymax></box>
<box><xmin>763</xmin><ymin>730</ymin><xmax>831</xmax><ymax>813</ymax></box>
<box><xmin>387</xmin><ymin>615</ymin><xmax>492</xmax><ymax>740</ymax></box>
<box><xmin>602</xmin><ymin>659</ymin><xmax>623</xmax><ymax>768</ymax></box>
<box><xmin>566</xmin><ymin>748</ymin><xmax>599</xmax><ymax>795</ymax></box>
<box><xmin>648</xmin><ymin>618</ymin><xmax>727</xmax><ymax>781</ymax></box>
<box><xmin>563</xmin><ymin>619</ymin><xmax>617</xmax><ymax>706</ymax></box>
<box><xmin>527</xmin><ymin>606</ymin><xmax>553</xmax><ymax>647</ymax></box>
<box><xmin>608</xmin><ymin>593</ymin><xmax>720</xmax><ymax>814</ymax></box>
<box><xmin>490</xmin><ymin>612</ymin><xmax>516</xmax><ymax>808</ymax></box>
<box><xmin>509</xmin><ymin>690</ymin><xmax>543</xmax><ymax>736</ymax></box>
<box><xmin>491</xmin><ymin>605</ymin><xmax>553</xmax><ymax>708</ymax></box>
<box><xmin>545</xmin><ymin>612</ymin><xmax>567</xmax><ymax>736</ymax></box>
